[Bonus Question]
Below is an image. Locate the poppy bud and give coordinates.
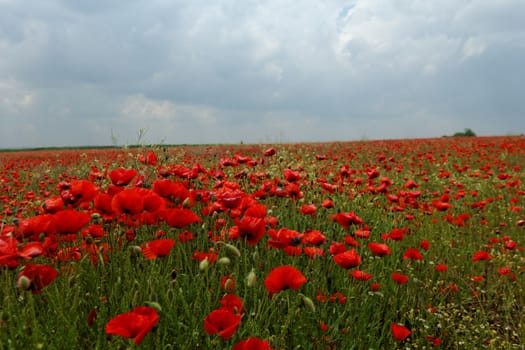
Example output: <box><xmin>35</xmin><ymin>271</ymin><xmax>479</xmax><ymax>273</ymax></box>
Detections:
<box><xmin>300</xmin><ymin>294</ymin><xmax>316</xmax><ymax>312</ymax></box>
<box><xmin>182</xmin><ymin>197</ymin><xmax>191</xmax><ymax>208</ymax></box>
<box><xmin>129</xmin><ymin>245</ymin><xmax>142</xmax><ymax>257</ymax></box>
<box><xmin>199</xmin><ymin>258</ymin><xmax>210</xmax><ymax>272</ymax></box>
<box><xmin>17</xmin><ymin>275</ymin><xmax>31</xmax><ymax>291</ymax></box>
<box><xmin>223</xmin><ymin>243</ymin><xmax>241</xmax><ymax>258</ymax></box>
<box><xmin>218</xmin><ymin>257</ymin><xmax>231</xmax><ymax>266</ymax></box>
<box><xmin>246</xmin><ymin>268</ymin><xmax>257</xmax><ymax>287</ymax></box>
<box><xmin>144</xmin><ymin>301</ymin><xmax>162</xmax><ymax>312</ymax></box>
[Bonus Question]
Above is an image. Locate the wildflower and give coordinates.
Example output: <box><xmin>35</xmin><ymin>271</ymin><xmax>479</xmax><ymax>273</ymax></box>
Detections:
<box><xmin>105</xmin><ymin>306</ymin><xmax>160</xmax><ymax>344</ymax></box>
<box><xmin>402</xmin><ymin>247</ymin><xmax>424</xmax><ymax>260</ymax></box>
<box><xmin>472</xmin><ymin>251</ymin><xmax>492</xmax><ymax>262</ymax></box>
<box><xmin>391</xmin><ymin>272</ymin><xmax>409</xmax><ymax>284</ymax></box>
<box><xmin>349</xmin><ymin>270</ymin><xmax>372</xmax><ymax>281</ymax></box>
<box><xmin>17</xmin><ymin>263</ymin><xmax>58</xmax><ymax>294</ymax></box>
<box><xmin>264</xmin><ymin>265</ymin><xmax>307</xmax><ymax>298</ymax></box>
<box><xmin>141</xmin><ymin>239</ymin><xmax>175</xmax><ymax>259</ymax></box>
<box><xmin>233</xmin><ymin>337</ymin><xmax>273</xmax><ymax>350</ymax></box>
<box><xmin>367</xmin><ymin>242</ymin><xmax>391</xmax><ymax>257</ymax></box>
<box><xmin>391</xmin><ymin>323</ymin><xmax>411</xmax><ymax>341</ymax></box>
<box><xmin>333</xmin><ymin>249</ymin><xmax>361</xmax><ymax>269</ymax></box>
<box><xmin>204</xmin><ymin>308</ymin><xmax>241</xmax><ymax>339</ymax></box>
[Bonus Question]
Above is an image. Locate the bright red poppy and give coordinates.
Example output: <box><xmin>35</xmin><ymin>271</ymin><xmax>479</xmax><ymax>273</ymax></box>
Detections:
<box><xmin>472</xmin><ymin>251</ymin><xmax>492</xmax><ymax>261</ymax></box>
<box><xmin>349</xmin><ymin>269</ymin><xmax>373</xmax><ymax>281</ymax></box>
<box><xmin>17</xmin><ymin>263</ymin><xmax>58</xmax><ymax>294</ymax></box>
<box><xmin>141</xmin><ymin>239</ymin><xmax>175</xmax><ymax>259</ymax></box>
<box><xmin>162</xmin><ymin>208</ymin><xmax>202</xmax><ymax>228</ymax></box>
<box><xmin>230</xmin><ymin>216</ymin><xmax>266</xmax><ymax>246</ymax></box>
<box><xmin>333</xmin><ymin>249</ymin><xmax>361</xmax><ymax>269</ymax></box>
<box><xmin>391</xmin><ymin>323</ymin><xmax>411</xmax><ymax>341</ymax></box>
<box><xmin>402</xmin><ymin>247</ymin><xmax>424</xmax><ymax>261</ymax></box>
<box><xmin>233</xmin><ymin>337</ymin><xmax>273</xmax><ymax>350</ymax></box>
<box><xmin>105</xmin><ymin>306</ymin><xmax>160</xmax><ymax>344</ymax></box>
<box><xmin>392</xmin><ymin>272</ymin><xmax>409</xmax><ymax>284</ymax></box>
<box><xmin>109</xmin><ymin>168</ymin><xmax>138</xmax><ymax>186</ymax></box>
<box><xmin>331</xmin><ymin>212</ymin><xmax>364</xmax><ymax>230</ymax></box>
<box><xmin>264</xmin><ymin>265</ymin><xmax>307</xmax><ymax>298</ymax></box>
<box><xmin>367</xmin><ymin>242</ymin><xmax>391</xmax><ymax>257</ymax></box>
<box><xmin>203</xmin><ymin>308</ymin><xmax>241</xmax><ymax>339</ymax></box>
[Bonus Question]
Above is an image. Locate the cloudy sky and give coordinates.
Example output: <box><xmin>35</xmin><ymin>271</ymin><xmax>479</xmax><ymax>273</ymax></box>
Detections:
<box><xmin>1</xmin><ymin>0</ymin><xmax>524</xmax><ymax>148</ymax></box>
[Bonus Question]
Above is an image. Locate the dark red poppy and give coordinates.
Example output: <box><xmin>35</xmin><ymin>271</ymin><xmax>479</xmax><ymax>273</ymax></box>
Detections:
<box><xmin>264</xmin><ymin>148</ymin><xmax>276</xmax><ymax>156</ymax></box>
<box><xmin>109</xmin><ymin>168</ymin><xmax>138</xmax><ymax>186</ymax></box>
<box><xmin>300</xmin><ymin>204</ymin><xmax>317</xmax><ymax>216</ymax></box>
<box><xmin>333</xmin><ymin>249</ymin><xmax>361</xmax><ymax>269</ymax></box>
<box><xmin>264</xmin><ymin>265</ymin><xmax>307</xmax><ymax>298</ymax></box>
<box><xmin>203</xmin><ymin>308</ymin><xmax>241</xmax><ymax>339</ymax></box>
<box><xmin>141</xmin><ymin>239</ymin><xmax>175</xmax><ymax>259</ymax></box>
<box><xmin>391</xmin><ymin>323</ymin><xmax>411</xmax><ymax>341</ymax></box>
<box><xmin>17</xmin><ymin>263</ymin><xmax>58</xmax><ymax>294</ymax></box>
<box><xmin>233</xmin><ymin>337</ymin><xmax>273</xmax><ymax>350</ymax></box>
<box><xmin>105</xmin><ymin>306</ymin><xmax>160</xmax><ymax>344</ymax></box>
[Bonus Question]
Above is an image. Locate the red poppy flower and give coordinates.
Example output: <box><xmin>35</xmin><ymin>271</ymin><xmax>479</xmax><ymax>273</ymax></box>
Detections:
<box><xmin>331</xmin><ymin>212</ymin><xmax>364</xmax><ymax>230</ymax></box>
<box><xmin>105</xmin><ymin>306</ymin><xmax>160</xmax><ymax>344</ymax></box>
<box><xmin>233</xmin><ymin>337</ymin><xmax>273</xmax><ymax>350</ymax></box>
<box><xmin>300</xmin><ymin>204</ymin><xmax>317</xmax><ymax>216</ymax></box>
<box><xmin>392</xmin><ymin>272</ymin><xmax>409</xmax><ymax>284</ymax></box>
<box><xmin>264</xmin><ymin>265</ymin><xmax>307</xmax><ymax>298</ymax></box>
<box><xmin>60</xmin><ymin>179</ymin><xmax>98</xmax><ymax>206</ymax></box>
<box><xmin>333</xmin><ymin>249</ymin><xmax>361</xmax><ymax>269</ymax></box>
<box><xmin>435</xmin><ymin>264</ymin><xmax>448</xmax><ymax>272</ymax></box>
<box><xmin>368</xmin><ymin>242</ymin><xmax>391</xmax><ymax>257</ymax></box>
<box><xmin>141</xmin><ymin>239</ymin><xmax>175</xmax><ymax>259</ymax></box>
<box><xmin>402</xmin><ymin>247</ymin><xmax>424</xmax><ymax>260</ymax></box>
<box><xmin>52</xmin><ymin>209</ymin><xmax>91</xmax><ymax>234</ymax></box>
<box><xmin>472</xmin><ymin>251</ymin><xmax>492</xmax><ymax>262</ymax></box>
<box><xmin>349</xmin><ymin>269</ymin><xmax>373</xmax><ymax>281</ymax></box>
<box><xmin>219</xmin><ymin>294</ymin><xmax>245</xmax><ymax>314</ymax></box>
<box><xmin>163</xmin><ymin>208</ymin><xmax>202</xmax><ymax>228</ymax></box>
<box><xmin>391</xmin><ymin>323</ymin><xmax>411</xmax><ymax>341</ymax></box>
<box><xmin>203</xmin><ymin>308</ymin><xmax>241</xmax><ymax>339</ymax></box>
<box><xmin>109</xmin><ymin>168</ymin><xmax>138</xmax><ymax>186</ymax></box>
<box><xmin>152</xmin><ymin>179</ymin><xmax>190</xmax><ymax>203</ymax></box>
<box><xmin>17</xmin><ymin>263</ymin><xmax>58</xmax><ymax>294</ymax></box>
<box><xmin>264</xmin><ymin>148</ymin><xmax>276</xmax><ymax>156</ymax></box>
<box><xmin>230</xmin><ymin>216</ymin><xmax>266</xmax><ymax>246</ymax></box>
<box><xmin>112</xmin><ymin>188</ymin><xmax>145</xmax><ymax>215</ymax></box>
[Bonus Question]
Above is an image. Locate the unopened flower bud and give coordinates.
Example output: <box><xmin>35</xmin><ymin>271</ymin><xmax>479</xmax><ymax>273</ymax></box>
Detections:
<box><xmin>199</xmin><ymin>258</ymin><xmax>210</xmax><ymax>272</ymax></box>
<box><xmin>17</xmin><ymin>275</ymin><xmax>31</xmax><ymax>291</ymax></box>
<box><xmin>129</xmin><ymin>245</ymin><xmax>142</xmax><ymax>257</ymax></box>
<box><xmin>300</xmin><ymin>294</ymin><xmax>316</xmax><ymax>312</ymax></box>
<box><xmin>223</xmin><ymin>244</ymin><xmax>241</xmax><ymax>258</ymax></box>
<box><xmin>218</xmin><ymin>257</ymin><xmax>231</xmax><ymax>266</ymax></box>
<box><xmin>246</xmin><ymin>268</ymin><xmax>257</xmax><ymax>287</ymax></box>
<box><xmin>145</xmin><ymin>301</ymin><xmax>162</xmax><ymax>312</ymax></box>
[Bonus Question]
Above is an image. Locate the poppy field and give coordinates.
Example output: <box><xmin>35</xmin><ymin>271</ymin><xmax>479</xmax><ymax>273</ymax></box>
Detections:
<box><xmin>1</xmin><ymin>136</ymin><xmax>524</xmax><ymax>349</ymax></box>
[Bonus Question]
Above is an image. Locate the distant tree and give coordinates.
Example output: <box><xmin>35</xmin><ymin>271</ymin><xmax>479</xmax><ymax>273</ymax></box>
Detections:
<box><xmin>452</xmin><ymin>128</ymin><xmax>476</xmax><ymax>137</ymax></box>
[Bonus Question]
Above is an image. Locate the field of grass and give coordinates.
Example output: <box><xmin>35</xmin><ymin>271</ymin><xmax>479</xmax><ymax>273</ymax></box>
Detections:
<box><xmin>1</xmin><ymin>136</ymin><xmax>524</xmax><ymax>349</ymax></box>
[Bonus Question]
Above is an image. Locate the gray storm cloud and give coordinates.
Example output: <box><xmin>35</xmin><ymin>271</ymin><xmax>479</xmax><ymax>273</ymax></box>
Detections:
<box><xmin>1</xmin><ymin>0</ymin><xmax>524</xmax><ymax>148</ymax></box>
